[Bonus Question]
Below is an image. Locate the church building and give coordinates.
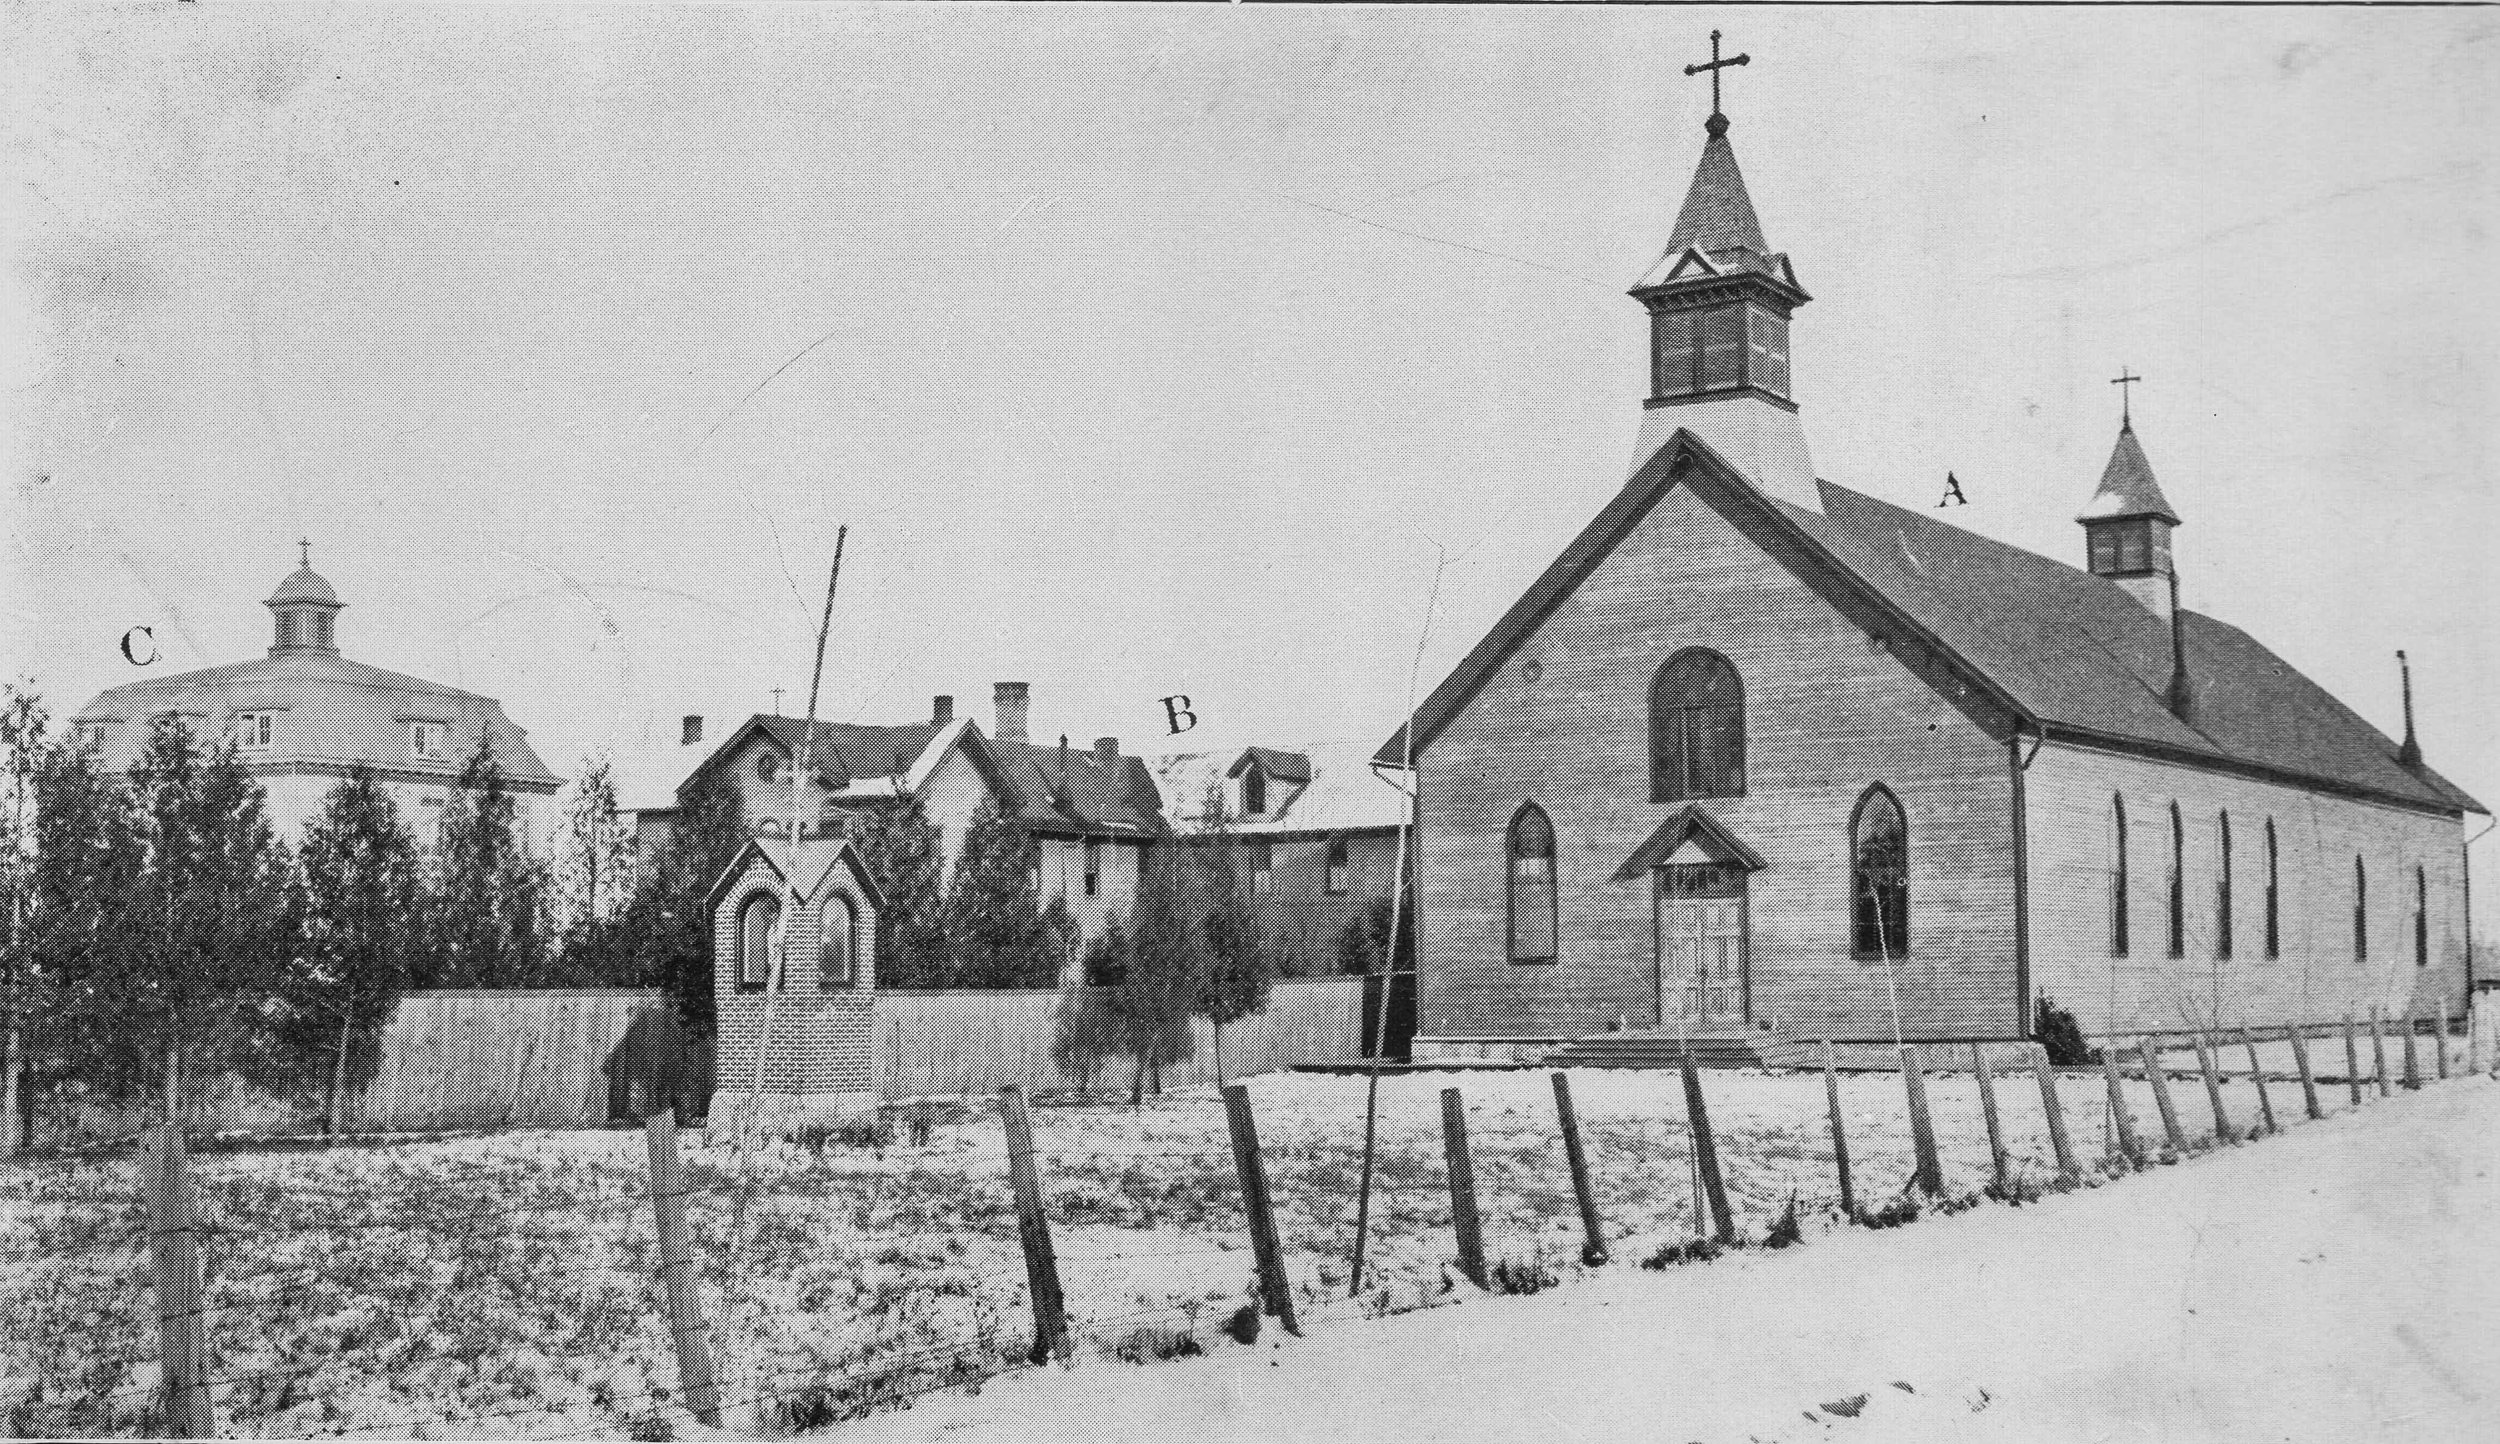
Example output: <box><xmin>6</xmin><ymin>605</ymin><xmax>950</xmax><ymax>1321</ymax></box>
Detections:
<box><xmin>70</xmin><ymin>548</ymin><xmax>561</xmax><ymax>853</ymax></box>
<box><xmin>1377</xmin><ymin>51</ymin><xmax>2483</xmax><ymax>1061</ymax></box>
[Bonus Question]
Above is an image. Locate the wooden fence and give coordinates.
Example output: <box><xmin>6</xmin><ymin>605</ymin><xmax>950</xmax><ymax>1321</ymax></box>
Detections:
<box><xmin>356</xmin><ymin>989</ymin><xmax>676</xmax><ymax>1132</ymax></box>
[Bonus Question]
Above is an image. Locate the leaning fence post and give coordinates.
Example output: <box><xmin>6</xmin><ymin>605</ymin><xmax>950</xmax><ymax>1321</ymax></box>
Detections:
<box><xmin>2343</xmin><ymin>1013</ymin><xmax>2365</xmax><ymax>1107</ymax></box>
<box><xmin>1549</xmin><ymin>1072</ymin><xmax>1608</xmax><ymax>1265</ymax></box>
<box><xmin>2400</xmin><ymin>1013</ymin><xmax>2422</xmax><ymax>1090</ymax></box>
<box><xmin>1821</xmin><ymin>1040</ymin><xmax>1858</xmax><ymax>1216</ymax></box>
<box><xmin>2370</xmin><ymin>1007</ymin><xmax>2393</xmax><ymax>1098</ymax></box>
<box><xmin>1438</xmin><ymin>1087</ymin><xmax>1489</xmax><ymax>1287</ymax></box>
<box><xmin>2289</xmin><ymin>1025</ymin><xmax>2323</xmax><ymax>1121</ymax></box>
<box><xmin>999</xmin><ymin>1085</ymin><xmax>1073</xmax><ymax>1362</ymax></box>
<box><xmin>144</xmin><ymin>1122</ymin><xmax>214</xmax><ymax>1441</ymax></box>
<box><xmin>2238</xmin><ymin>1028</ymin><xmax>2278</xmax><ymax>1135</ymax></box>
<box><xmin>1679</xmin><ymin>1055</ymin><xmax>1736</xmax><ymax>1244</ymax></box>
<box><xmin>2434</xmin><ymin>1005</ymin><xmax>2451</xmax><ymax>1081</ymax></box>
<box><xmin>643</xmin><ymin>1110</ymin><xmax>723</xmax><ymax>1427</ymax></box>
<box><xmin>1900</xmin><ymin>1045</ymin><xmax>1944</xmax><ymax>1197</ymax></box>
<box><xmin>2140</xmin><ymin>1040</ymin><xmax>2189</xmax><ymax>1155</ymax></box>
<box><xmin>2101</xmin><ymin>1046</ymin><xmax>2143</xmax><ymax>1167</ymax></box>
<box><xmin>2193</xmin><ymin>1033</ymin><xmax>2235</xmax><ymax>1143</ymax></box>
<box><xmin>1971</xmin><ymin>1044</ymin><xmax>2008</xmax><ymax>1195</ymax></box>
<box><xmin>1220</xmin><ymin>1083</ymin><xmax>1301</xmax><ymax>1335</ymax></box>
<box><xmin>2029</xmin><ymin>1044</ymin><xmax>2079</xmax><ymax>1180</ymax></box>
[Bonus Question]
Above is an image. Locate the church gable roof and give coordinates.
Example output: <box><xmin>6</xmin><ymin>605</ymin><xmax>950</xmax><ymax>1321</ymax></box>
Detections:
<box><xmin>1378</xmin><ymin>432</ymin><xmax>2479</xmax><ymax>817</ymax></box>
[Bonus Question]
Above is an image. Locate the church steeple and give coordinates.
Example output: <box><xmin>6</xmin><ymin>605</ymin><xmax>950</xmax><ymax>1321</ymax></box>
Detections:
<box><xmin>2078</xmin><ymin>375</ymin><xmax>2182</xmax><ymax>619</ymax></box>
<box><xmin>265</xmin><ymin>539</ymin><xmax>344</xmax><ymax>656</ymax></box>
<box><xmin>1628</xmin><ymin>31</ymin><xmax>1820</xmax><ymax>513</ymax></box>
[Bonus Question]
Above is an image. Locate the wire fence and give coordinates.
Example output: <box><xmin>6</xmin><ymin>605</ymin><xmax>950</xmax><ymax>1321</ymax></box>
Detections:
<box><xmin>1</xmin><ymin>1009</ymin><xmax>2488</xmax><ymax>1439</ymax></box>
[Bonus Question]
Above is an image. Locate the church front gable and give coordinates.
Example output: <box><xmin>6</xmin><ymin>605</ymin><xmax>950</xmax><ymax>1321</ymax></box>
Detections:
<box><xmin>1414</xmin><ymin>474</ymin><xmax>2022</xmax><ymax>1049</ymax></box>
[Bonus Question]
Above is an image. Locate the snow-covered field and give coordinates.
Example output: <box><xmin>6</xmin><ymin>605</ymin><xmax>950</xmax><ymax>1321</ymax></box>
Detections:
<box><xmin>0</xmin><ymin>1040</ymin><xmax>2476</xmax><ymax>1439</ymax></box>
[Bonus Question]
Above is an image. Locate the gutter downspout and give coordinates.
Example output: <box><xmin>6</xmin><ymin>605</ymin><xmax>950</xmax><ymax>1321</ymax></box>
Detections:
<box><xmin>2010</xmin><ymin>718</ymin><xmax>2048</xmax><ymax>1039</ymax></box>
<box><xmin>2467</xmin><ymin>813</ymin><xmax>2496</xmax><ymax>995</ymax></box>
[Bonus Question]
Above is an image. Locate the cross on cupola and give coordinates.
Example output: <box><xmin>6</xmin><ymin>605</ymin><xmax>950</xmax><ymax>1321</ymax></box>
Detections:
<box><xmin>2111</xmin><ymin>367</ymin><xmax>2143</xmax><ymax>427</ymax></box>
<box><xmin>265</xmin><ymin>540</ymin><xmax>345</xmax><ymax>656</ymax></box>
<box><xmin>1684</xmin><ymin>29</ymin><xmax>1750</xmax><ymax>131</ymax></box>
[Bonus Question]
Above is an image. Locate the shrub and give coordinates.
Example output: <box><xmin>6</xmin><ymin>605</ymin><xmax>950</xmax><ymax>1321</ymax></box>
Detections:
<box><xmin>1222</xmin><ymin>1301</ymin><xmax>1261</xmax><ymax>1345</ymax></box>
<box><xmin>1856</xmin><ymin>1195</ymin><xmax>1921</xmax><ymax>1230</ymax></box>
<box><xmin>1640</xmin><ymin>1238</ymin><xmax>1726</xmax><ymax>1270</ymax></box>
<box><xmin>2036</xmin><ymin>993</ymin><xmax>2096</xmax><ymax>1066</ymax></box>
<box><xmin>1106</xmin><ymin>1325</ymin><xmax>1203</xmax><ymax>1365</ymax></box>
<box><xmin>1487</xmin><ymin>1255</ymin><xmax>1559</xmax><ymax>1295</ymax></box>
<box><xmin>1762</xmin><ymin>1196</ymin><xmax>1804</xmax><ymax>1249</ymax></box>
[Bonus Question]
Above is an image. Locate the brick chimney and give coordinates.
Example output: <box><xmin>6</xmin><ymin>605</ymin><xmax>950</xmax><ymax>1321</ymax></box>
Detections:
<box><xmin>993</xmin><ymin>682</ymin><xmax>1030</xmax><ymax>743</ymax></box>
<box><xmin>1094</xmin><ymin>736</ymin><xmax>1119</xmax><ymax>767</ymax></box>
<box><xmin>680</xmin><ymin>715</ymin><xmax>703</xmax><ymax>746</ymax></box>
<box><xmin>932</xmin><ymin>695</ymin><xmax>954</xmax><ymax>725</ymax></box>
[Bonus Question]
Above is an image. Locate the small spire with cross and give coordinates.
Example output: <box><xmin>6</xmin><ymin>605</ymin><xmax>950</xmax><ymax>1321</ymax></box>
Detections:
<box><xmin>1684</xmin><ymin>29</ymin><xmax>1751</xmax><ymax>133</ymax></box>
<box><xmin>298</xmin><ymin>537</ymin><xmax>312</xmax><ymax>569</ymax></box>
<box><xmin>770</xmin><ymin>686</ymin><xmax>786</xmax><ymax>715</ymax></box>
<box><xmin>2111</xmin><ymin>367</ymin><xmax>2143</xmax><ymax>427</ymax></box>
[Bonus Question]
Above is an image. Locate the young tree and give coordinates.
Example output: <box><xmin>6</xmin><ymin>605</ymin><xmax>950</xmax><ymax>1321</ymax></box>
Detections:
<box><xmin>278</xmin><ymin>767</ymin><xmax>422</xmax><ymax>1135</ymax></box>
<box><xmin>420</xmin><ymin>743</ymin><xmax>550</xmax><ymax>988</ymax></box>
<box><xmin>555</xmin><ymin>752</ymin><xmax>634</xmax><ymax>937</ymax></box>
<box><xmin>1100</xmin><ymin>853</ymin><xmax>1202</xmax><ymax>1103</ymax></box>
<box><xmin>939</xmin><ymin>798</ymin><xmax>1062</xmax><ymax>989</ymax></box>
<box><xmin>118</xmin><ymin>718</ymin><xmax>301</xmax><ymax>1122</ymax></box>
<box><xmin>847</xmin><ymin>793</ymin><xmax>946</xmax><ymax>987</ymax></box>
<box><xmin>1191</xmin><ymin>833</ymin><xmax>1274</xmax><ymax>1084</ymax></box>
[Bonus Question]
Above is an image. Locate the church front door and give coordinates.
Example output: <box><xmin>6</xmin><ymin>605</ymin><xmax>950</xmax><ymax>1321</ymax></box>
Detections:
<box><xmin>1656</xmin><ymin>864</ymin><xmax>1748</xmax><ymax>1026</ymax></box>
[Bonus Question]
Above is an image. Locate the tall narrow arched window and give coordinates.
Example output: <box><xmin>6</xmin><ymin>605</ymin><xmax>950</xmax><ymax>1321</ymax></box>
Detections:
<box><xmin>2263</xmin><ymin>819</ymin><xmax>2280</xmax><ymax>959</ymax></box>
<box><xmin>2215</xmin><ymin>811</ymin><xmax>2234</xmax><ymax>961</ymax></box>
<box><xmin>2352</xmin><ymin>856</ymin><xmax>2368</xmax><ymax>961</ymax></box>
<box><xmin>2110</xmin><ymin>796</ymin><xmax>2130</xmax><ymax>957</ymax></box>
<box><xmin>2166</xmin><ymin>802</ymin><xmax>2186</xmax><ymax>959</ymax></box>
<box><xmin>1650</xmin><ymin>650</ymin><xmax>1745</xmax><ymax>802</ymax></box>
<box><xmin>1850</xmin><ymin>786</ymin><xmax>1908</xmax><ymax>958</ymax></box>
<box><xmin>2414</xmin><ymin>867</ymin><xmax>2429</xmax><ymax>968</ymax></box>
<box><xmin>1507</xmin><ymin>804</ymin><xmax>1557</xmax><ymax>964</ymax></box>
<box><xmin>737</xmin><ymin>893</ymin><xmax>782</xmax><ymax>990</ymax></box>
<box><xmin>820</xmin><ymin>895</ymin><xmax>857</xmax><ymax>988</ymax></box>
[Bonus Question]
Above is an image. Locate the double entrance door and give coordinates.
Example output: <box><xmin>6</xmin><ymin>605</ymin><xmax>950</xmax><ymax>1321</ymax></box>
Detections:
<box><xmin>1655</xmin><ymin>863</ymin><xmax>1748</xmax><ymax>1026</ymax></box>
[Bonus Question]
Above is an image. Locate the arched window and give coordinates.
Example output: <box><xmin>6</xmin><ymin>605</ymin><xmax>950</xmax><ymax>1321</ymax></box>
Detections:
<box><xmin>1324</xmin><ymin>836</ymin><xmax>1351</xmax><ymax>896</ymax></box>
<box><xmin>1507</xmin><ymin>804</ymin><xmax>1557</xmax><ymax>964</ymax></box>
<box><xmin>756</xmin><ymin>750</ymin><xmax>785</xmax><ymax>783</ymax></box>
<box><xmin>820</xmin><ymin>895</ymin><xmax>857</xmax><ymax>988</ymax></box>
<box><xmin>2215</xmin><ymin>811</ymin><xmax>2233</xmax><ymax>961</ymax></box>
<box><xmin>2110</xmin><ymin>796</ymin><xmax>2130</xmax><ymax>957</ymax></box>
<box><xmin>2414</xmin><ymin>866</ymin><xmax>2429</xmax><ymax>968</ymax></box>
<box><xmin>2166</xmin><ymin>802</ymin><xmax>2186</xmax><ymax>959</ymax></box>
<box><xmin>1650</xmin><ymin>650</ymin><xmax>1745</xmax><ymax>802</ymax></box>
<box><xmin>737</xmin><ymin>893</ymin><xmax>782</xmax><ymax>989</ymax></box>
<box><xmin>2263</xmin><ymin>819</ymin><xmax>2280</xmax><ymax>959</ymax></box>
<box><xmin>1850</xmin><ymin>786</ymin><xmax>1908</xmax><ymax>958</ymax></box>
<box><xmin>1241</xmin><ymin>766</ymin><xmax>1266</xmax><ymax>817</ymax></box>
<box><xmin>2352</xmin><ymin>856</ymin><xmax>2368</xmax><ymax>961</ymax></box>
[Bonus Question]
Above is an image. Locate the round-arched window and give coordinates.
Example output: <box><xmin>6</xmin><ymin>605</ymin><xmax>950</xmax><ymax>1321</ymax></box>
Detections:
<box><xmin>738</xmin><ymin>893</ymin><xmax>782</xmax><ymax>989</ymax></box>
<box><xmin>820</xmin><ymin>896</ymin><xmax>858</xmax><ymax>988</ymax></box>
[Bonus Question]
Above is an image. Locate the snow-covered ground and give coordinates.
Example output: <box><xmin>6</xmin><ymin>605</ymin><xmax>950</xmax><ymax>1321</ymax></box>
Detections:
<box><xmin>843</xmin><ymin>1074</ymin><xmax>2500</xmax><ymax>1444</ymax></box>
<box><xmin>0</xmin><ymin>1043</ymin><xmax>2483</xmax><ymax>1438</ymax></box>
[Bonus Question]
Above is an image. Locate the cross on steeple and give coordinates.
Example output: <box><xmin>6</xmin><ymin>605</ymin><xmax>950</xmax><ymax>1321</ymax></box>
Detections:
<box><xmin>298</xmin><ymin>537</ymin><xmax>312</xmax><ymax>568</ymax></box>
<box><xmin>770</xmin><ymin>686</ymin><xmax>786</xmax><ymax>714</ymax></box>
<box><xmin>2111</xmin><ymin>367</ymin><xmax>2144</xmax><ymax>426</ymax></box>
<box><xmin>1684</xmin><ymin>29</ymin><xmax>1751</xmax><ymax>123</ymax></box>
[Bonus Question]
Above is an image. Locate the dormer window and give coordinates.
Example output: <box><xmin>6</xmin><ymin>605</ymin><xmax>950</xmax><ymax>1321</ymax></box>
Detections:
<box><xmin>1240</xmin><ymin>766</ymin><xmax>1266</xmax><ymax>818</ymax></box>
<box><xmin>233</xmin><ymin>712</ymin><xmax>275</xmax><ymax>751</ymax></box>
<box><xmin>410</xmin><ymin>720</ymin><xmax>448</xmax><ymax>760</ymax></box>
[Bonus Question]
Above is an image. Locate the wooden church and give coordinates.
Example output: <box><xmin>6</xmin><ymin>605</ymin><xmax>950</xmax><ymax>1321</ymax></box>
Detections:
<box><xmin>1378</xmin><ymin>46</ymin><xmax>2484</xmax><ymax>1063</ymax></box>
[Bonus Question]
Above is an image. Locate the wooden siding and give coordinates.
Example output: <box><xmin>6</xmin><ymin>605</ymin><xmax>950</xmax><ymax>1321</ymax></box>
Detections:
<box><xmin>358</xmin><ymin>989</ymin><xmax>662</xmax><ymax>1131</ymax></box>
<box><xmin>2023</xmin><ymin>741</ymin><xmax>2470</xmax><ymax>1034</ymax></box>
<box><xmin>1415</xmin><ymin>478</ymin><xmax>2021</xmax><ymax>1044</ymax></box>
<box><xmin>1248</xmin><ymin>831</ymin><xmax>1403</xmax><ymax>976</ymax></box>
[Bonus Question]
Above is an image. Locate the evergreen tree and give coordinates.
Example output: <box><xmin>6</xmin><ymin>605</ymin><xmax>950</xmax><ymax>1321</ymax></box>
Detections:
<box><xmin>1191</xmin><ymin>832</ymin><xmax>1274</xmax><ymax>1083</ymax></box>
<box><xmin>22</xmin><ymin>718</ymin><xmax>144</xmax><ymax>1141</ymax></box>
<box><xmin>116</xmin><ymin>718</ymin><xmax>301</xmax><ymax>1121</ymax></box>
<box><xmin>0</xmin><ymin>685</ymin><xmax>58</xmax><ymax>1152</ymax></box>
<box><xmin>939</xmin><ymin>798</ymin><xmax>1061</xmax><ymax>989</ymax></box>
<box><xmin>275</xmin><ymin>767</ymin><xmax>421</xmax><ymax>1134</ymax></box>
<box><xmin>847</xmin><ymin>793</ymin><xmax>946</xmax><ymax>987</ymax></box>
<box><xmin>1100</xmin><ymin>852</ymin><xmax>1201</xmax><ymax>1102</ymax></box>
<box><xmin>420</xmin><ymin>744</ymin><xmax>549</xmax><ymax>988</ymax></box>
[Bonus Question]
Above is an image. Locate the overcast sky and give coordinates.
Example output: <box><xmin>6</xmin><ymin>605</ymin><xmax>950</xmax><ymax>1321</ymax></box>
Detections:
<box><xmin>5</xmin><ymin>4</ymin><xmax>2494</xmax><ymax>909</ymax></box>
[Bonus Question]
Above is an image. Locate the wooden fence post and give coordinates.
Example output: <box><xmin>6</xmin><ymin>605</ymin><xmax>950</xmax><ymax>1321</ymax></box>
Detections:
<box><xmin>643</xmin><ymin>1110</ymin><xmax>723</xmax><ymax>1425</ymax></box>
<box><xmin>2472</xmin><ymin>994</ymin><xmax>2489</xmax><ymax>1078</ymax></box>
<box><xmin>2289</xmin><ymin>1026</ymin><xmax>2323</xmax><ymax>1121</ymax></box>
<box><xmin>1549</xmin><ymin>1072</ymin><xmax>1608</xmax><ymax>1265</ymax></box>
<box><xmin>2193</xmin><ymin>1033</ymin><xmax>2235</xmax><ymax>1143</ymax></box>
<box><xmin>2029</xmin><ymin>1044</ymin><xmax>2079</xmax><ymax>1180</ymax></box>
<box><xmin>1221</xmin><ymin>1084</ymin><xmax>1302</xmax><ymax>1334</ymax></box>
<box><xmin>1971</xmin><ymin>1044</ymin><xmax>2008</xmax><ymax>1195</ymax></box>
<box><xmin>143</xmin><ymin>1122</ymin><xmax>214</xmax><ymax>1441</ymax></box>
<box><xmin>2434</xmin><ymin>1005</ymin><xmax>2451</xmax><ymax>1081</ymax></box>
<box><xmin>2369</xmin><ymin>1007</ymin><xmax>2393</xmax><ymax>1098</ymax></box>
<box><xmin>999</xmin><ymin>1086</ymin><xmax>1073</xmax><ymax>1362</ymax></box>
<box><xmin>2101</xmin><ymin>1046</ymin><xmax>2142</xmax><ymax>1167</ymax></box>
<box><xmin>1679</xmin><ymin>1055</ymin><xmax>1735</xmax><ymax>1244</ymax></box>
<box><xmin>1438</xmin><ymin>1087</ymin><xmax>1489</xmax><ymax>1288</ymax></box>
<box><xmin>2140</xmin><ymin>1040</ymin><xmax>2189</xmax><ymax>1155</ymax></box>
<box><xmin>2343</xmin><ymin>1013</ymin><xmax>2365</xmax><ymax>1107</ymax></box>
<box><xmin>1900</xmin><ymin>1046</ymin><xmax>1944</xmax><ymax>1197</ymax></box>
<box><xmin>2400</xmin><ymin>1013</ymin><xmax>2422</xmax><ymax>1090</ymax></box>
<box><xmin>1821</xmin><ymin>1040</ymin><xmax>1858</xmax><ymax>1216</ymax></box>
<box><xmin>2237</xmin><ymin>1028</ymin><xmax>2278</xmax><ymax>1135</ymax></box>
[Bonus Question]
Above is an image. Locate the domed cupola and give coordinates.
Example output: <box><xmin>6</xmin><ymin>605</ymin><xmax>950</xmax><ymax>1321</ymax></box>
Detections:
<box><xmin>266</xmin><ymin>540</ymin><xmax>344</xmax><ymax>656</ymax></box>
